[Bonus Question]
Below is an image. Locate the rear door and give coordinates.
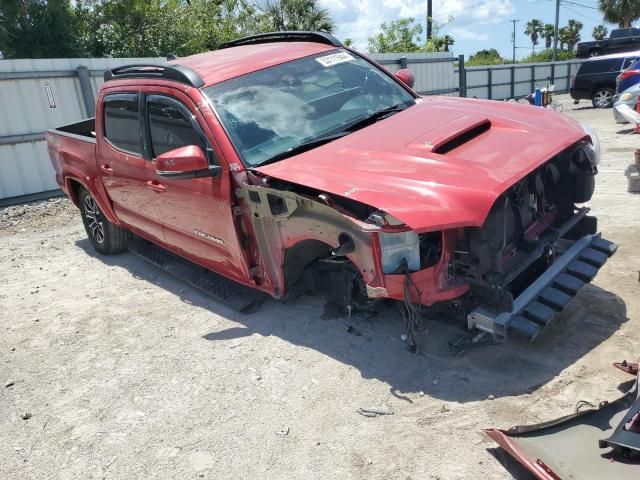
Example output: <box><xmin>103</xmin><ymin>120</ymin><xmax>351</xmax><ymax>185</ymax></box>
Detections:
<box><xmin>98</xmin><ymin>92</ymin><xmax>164</xmax><ymax>242</ymax></box>
<box><xmin>143</xmin><ymin>90</ymin><xmax>250</xmax><ymax>283</ymax></box>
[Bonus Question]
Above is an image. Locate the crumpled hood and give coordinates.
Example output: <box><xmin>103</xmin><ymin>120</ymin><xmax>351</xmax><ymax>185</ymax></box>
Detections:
<box><xmin>255</xmin><ymin>97</ymin><xmax>588</xmax><ymax>231</ymax></box>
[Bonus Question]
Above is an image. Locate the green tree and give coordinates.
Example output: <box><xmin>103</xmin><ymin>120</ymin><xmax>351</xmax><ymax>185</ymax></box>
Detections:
<box><xmin>598</xmin><ymin>0</ymin><xmax>640</xmax><ymax>27</ymax></box>
<box><xmin>525</xmin><ymin>18</ymin><xmax>544</xmax><ymax>54</ymax></box>
<box><xmin>558</xmin><ymin>26</ymin><xmax>569</xmax><ymax>50</ymax></box>
<box><xmin>259</xmin><ymin>0</ymin><xmax>334</xmax><ymax>32</ymax></box>
<box><xmin>543</xmin><ymin>23</ymin><xmax>555</xmax><ymax>49</ymax></box>
<box><xmin>593</xmin><ymin>24</ymin><xmax>608</xmax><ymax>40</ymax></box>
<box><xmin>467</xmin><ymin>48</ymin><xmax>505</xmax><ymax>66</ymax></box>
<box><xmin>0</xmin><ymin>0</ymin><xmax>80</xmax><ymax>58</ymax></box>
<box><xmin>368</xmin><ymin>18</ymin><xmax>423</xmax><ymax>53</ymax></box>
<box><xmin>565</xmin><ymin>19</ymin><xmax>583</xmax><ymax>51</ymax></box>
<box><xmin>441</xmin><ymin>34</ymin><xmax>454</xmax><ymax>52</ymax></box>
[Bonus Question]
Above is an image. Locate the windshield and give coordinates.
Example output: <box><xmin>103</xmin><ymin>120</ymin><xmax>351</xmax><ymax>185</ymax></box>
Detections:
<box><xmin>203</xmin><ymin>49</ymin><xmax>416</xmax><ymax>167</ymax></box>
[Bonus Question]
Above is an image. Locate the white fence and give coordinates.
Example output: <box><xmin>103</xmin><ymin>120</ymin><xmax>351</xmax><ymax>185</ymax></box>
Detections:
<box><xmin>0</xmin><ymin>53</ymin><xmax>583</xmax><ymax>203</ymax></box>
<box><xmin>0</xmin><ymin>57</ymin><xmax>162</xmax><ymax>203</ymax></box>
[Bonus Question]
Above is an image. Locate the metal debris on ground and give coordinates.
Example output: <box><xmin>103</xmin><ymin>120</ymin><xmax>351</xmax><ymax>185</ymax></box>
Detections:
<box><xmin>358</xmin><ymin>406</ymin><xmax>394</xmax><ymax>417</ymax></box>
<box><xmin>275</xmin><ymin>427</ymin><xmax>289</xmax><ymax>436</ymax></box>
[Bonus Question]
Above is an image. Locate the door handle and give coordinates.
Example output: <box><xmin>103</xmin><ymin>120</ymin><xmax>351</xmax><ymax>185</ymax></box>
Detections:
<box><xmin>145</xmin><ymin>180</ymin><xmax>166</xmax><ymax>193</ymax></box>
<box><xmin>100</xmin><ymin>164</ymin><xmax>114</xmax><ymax>174</ymax></box>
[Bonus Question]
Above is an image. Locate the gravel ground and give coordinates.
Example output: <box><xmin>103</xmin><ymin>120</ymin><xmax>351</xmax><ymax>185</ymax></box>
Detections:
<box><xmin>1</xmin><ymin>94</ymin><xmax>639</xmax><ymax>480</ymax></box>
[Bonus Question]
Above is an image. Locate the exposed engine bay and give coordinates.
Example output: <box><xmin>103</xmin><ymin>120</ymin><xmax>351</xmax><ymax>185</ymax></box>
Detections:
<box><xmin>238</xmin><ymin>138</ymin><xmax>616</xmax><ymax>352</ymax></box>
<box><xmin>453</xmin><ymin>140</ymin><xmax>598</xmax><ymax>294</ymax></box>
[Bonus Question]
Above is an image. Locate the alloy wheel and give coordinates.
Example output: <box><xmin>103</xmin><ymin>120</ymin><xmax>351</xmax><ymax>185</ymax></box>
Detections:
<box><xmin>84</xmin><ymin>195</ymin><xmax>105</xmax><ymax>244</ymax></box>
<box><xmin>593</xmin><ymin>90</ymin><xmax>613</xmax><ymax>108</ymax></box>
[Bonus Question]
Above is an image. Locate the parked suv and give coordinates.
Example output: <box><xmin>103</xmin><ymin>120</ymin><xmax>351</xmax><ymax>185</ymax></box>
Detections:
<box><xmin>570</xmin><ymin>51</ymin><xmax>640</xmax><ymax>108</ymax></box>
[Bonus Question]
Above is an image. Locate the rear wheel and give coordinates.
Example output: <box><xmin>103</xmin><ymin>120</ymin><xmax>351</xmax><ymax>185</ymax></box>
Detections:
<box><xmin>592</xmin><ymin>87</ymin><xmax>614</xmax><ymax>108</ymax></box>
<box><xmin>79</xmin><ymin>188</ymin><xmax>128</xmax><ymax>254</ymax></box>
<box><xmin>589</xmin><ymin>48</ymin><xmax>601</xmax><ymax>57</ymax></box>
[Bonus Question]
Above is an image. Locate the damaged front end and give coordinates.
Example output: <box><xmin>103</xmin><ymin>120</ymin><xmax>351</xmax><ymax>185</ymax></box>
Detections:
<box><xmin>452</xmin><ymin>140</ymin><xmax>617</xmax><ymax>343</ymax></box>
<box><xmin>236</xmin><ymin>136</ymin><xmax>616</xmax><ymax>351</ymax></box>
<box><xmin>486</xmin><ymin>361</ymin><xmax>640</xmax><ymax>480</ymax></box>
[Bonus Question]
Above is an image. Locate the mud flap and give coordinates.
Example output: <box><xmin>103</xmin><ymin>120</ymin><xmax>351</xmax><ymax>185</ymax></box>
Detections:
<box><xmin>128</xmin><ymin>235</ymin><xmax>269</xmax><ymax>313</ymax></box>
<box><xmin>485</xmin><ymin>364</ymin><xmax>640</xmax><ymax>480</ymax></box>
<box><xmin>467</xmin><ymin>233</ymin><xmax>617</xmax><ymax>342</ymax></box>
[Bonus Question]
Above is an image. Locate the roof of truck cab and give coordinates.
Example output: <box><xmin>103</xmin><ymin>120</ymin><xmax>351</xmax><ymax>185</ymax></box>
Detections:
<box><xmin>168</xmin><ymin>42</ymin><xmax>338</xmax><ymax>87</ymax></box>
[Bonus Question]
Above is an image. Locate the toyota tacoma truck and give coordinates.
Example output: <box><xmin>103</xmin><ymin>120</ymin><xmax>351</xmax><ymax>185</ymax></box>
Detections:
<box><xmin>47</xmin><ymin>31</ymin><xmax>616</xmax><ymax>350</ymax></box>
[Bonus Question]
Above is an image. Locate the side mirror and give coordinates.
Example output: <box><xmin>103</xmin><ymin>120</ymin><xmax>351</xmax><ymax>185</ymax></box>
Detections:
<box><xmin>395</xmin><ymin>69</ymin><xmax>415</xmax><ymax>89</ymax></box>
<box><xmin>155</xmin><ymin>145</ymin><xmax>221</xmax><ymax>179</ymax></box>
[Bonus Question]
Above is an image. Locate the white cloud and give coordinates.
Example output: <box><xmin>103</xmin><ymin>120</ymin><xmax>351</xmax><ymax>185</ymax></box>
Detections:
<box><xmin>322</xmin><ymin>0</ymin><xmax>515</xmax><ymax>51</ymax></box>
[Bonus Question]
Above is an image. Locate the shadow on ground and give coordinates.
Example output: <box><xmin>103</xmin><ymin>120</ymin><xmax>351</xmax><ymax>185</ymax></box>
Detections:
<box><xmin>76</xmin><ymin>238</ymin><xmax>628</xmax><ymax>405</ymax></box>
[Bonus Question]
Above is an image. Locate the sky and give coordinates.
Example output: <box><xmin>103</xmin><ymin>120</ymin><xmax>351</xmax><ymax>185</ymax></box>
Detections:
<box><xmin>321</xmin><ymin>0</ymin><xmax>619</xmax><ymax>60</ymax></box>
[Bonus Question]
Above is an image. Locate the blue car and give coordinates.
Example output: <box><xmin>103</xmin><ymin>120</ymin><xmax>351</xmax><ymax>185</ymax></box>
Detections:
<box><xmin>616</xmin><ymin>57</ymin><xmax>640</xmax><ymax>94</ymax></box>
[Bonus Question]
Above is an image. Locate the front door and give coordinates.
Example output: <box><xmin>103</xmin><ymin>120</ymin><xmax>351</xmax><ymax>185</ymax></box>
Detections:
<box><xmin>144</xmin><ymin>92</ymin><xmax>250</xmax><ymax>283</ymax></box>
<box><xmin>98</xmin><ymin>92</ymin><xmax>164</xmax><ymax>242</ymax></box>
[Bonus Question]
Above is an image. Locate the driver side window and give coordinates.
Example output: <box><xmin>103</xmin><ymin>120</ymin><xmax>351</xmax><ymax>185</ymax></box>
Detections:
<box><xmin>147</xmin><ymin>96</ymin><xmax>206</xmax><ymax>158</ymax></box>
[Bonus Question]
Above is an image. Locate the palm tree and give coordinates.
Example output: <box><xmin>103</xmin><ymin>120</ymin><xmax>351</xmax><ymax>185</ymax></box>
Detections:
<box><xmin>261</xmin><ymin>0</ymin><xmax>334</xmax><ymax>32</ymax></box>
<box><xmin>566</xmin><ymin>19</ymin><xmax>583</xmax><ymax>51</ymax></box>
<box><xmin>598</xmin><ymin>0</ymin><xmax>640</xmax><ymax>28</ymax></box>
<box><xmin>593</xmin><ymin>24</ymin><xmax>608</xmax><ymax>40</ymax></box>
<box><xmin>559</xmin><ymin>26</ymin><xmax>569</xmax><ymax>50</ymax></box>
<box><xmin>543</xmin><ymin>23</ymin><xmax>555</xmax><ymax>49</ymax></box>
<box><xmin>525</xmin><ymin>19</ymin><xmax>544</xmax><ymax>53</ymax></box>
<box><xmin>442</xmin><ymin>35</ymin><xmax>455</xmax><ymax>52</ymax></box>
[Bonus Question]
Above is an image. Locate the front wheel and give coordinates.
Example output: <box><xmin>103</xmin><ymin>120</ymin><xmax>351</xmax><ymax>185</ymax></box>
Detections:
<box><xmin>79</xmin><ymin>188</ymin><xmax>128</xmax><ymax>254</ymax></box>
<box><xmin>592</xmin><ymin>87</ymin><xmax>614</xmax><ymax>108</ymax></box>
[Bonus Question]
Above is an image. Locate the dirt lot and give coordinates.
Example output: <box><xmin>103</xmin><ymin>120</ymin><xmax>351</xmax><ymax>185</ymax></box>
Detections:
<box><xmin>1</xmin><ymin>94</ymin><xmax>639</xmax><ymax>480</ymax></box>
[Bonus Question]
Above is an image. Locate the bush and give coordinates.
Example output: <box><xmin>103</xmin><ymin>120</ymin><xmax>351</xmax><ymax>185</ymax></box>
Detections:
<box><xmin>520</xmin><ymin>49</ymin><xmax>576</xmax><ymax>63</ymax></box>
<box><xmin>467</xmin><ymin>48</ymin><xmax>507</xmax><ymax>66</ymax></box>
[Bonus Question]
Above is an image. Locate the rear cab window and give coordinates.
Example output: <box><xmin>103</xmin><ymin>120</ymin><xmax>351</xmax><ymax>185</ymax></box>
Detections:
<box><xmin>103</xmin><ymin>93</ymin><xmax>141</xmax><ymax>154</ymax></box>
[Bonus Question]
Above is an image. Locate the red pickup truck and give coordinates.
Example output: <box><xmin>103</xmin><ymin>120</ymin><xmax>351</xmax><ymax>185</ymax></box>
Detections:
<box><xmin>47</xmin><ymin>31</ymin><xmax>616</xmax><ymax>349</ymax></box>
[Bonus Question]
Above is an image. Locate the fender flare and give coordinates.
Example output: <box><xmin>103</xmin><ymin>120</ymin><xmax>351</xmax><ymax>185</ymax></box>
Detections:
<box><xmin>62</xmin><ymin>166</ymin><xmax>121</xmax><ymax>226</ymax></box>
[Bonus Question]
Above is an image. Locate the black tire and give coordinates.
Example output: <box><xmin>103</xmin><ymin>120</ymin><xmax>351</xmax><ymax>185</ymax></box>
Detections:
<box><xmin>589</xmin><ymin>48</ymin><xmax>601</xmax><ymax>57</ymax></box>
<box><xmin>79</xmin><ymin>188</ymin><xmax>128</xmax><ymax>254</ymax></box>
<box><xmin>591</xmin><ymin>87</ymin><xmax>614</xmax><ymax>108</ymax></box>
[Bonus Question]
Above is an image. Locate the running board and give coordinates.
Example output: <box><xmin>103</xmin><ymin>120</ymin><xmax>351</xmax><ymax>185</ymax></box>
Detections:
<box><xmin>467</xmin><ymin>233</ymin><xmax>617</xmax><ymax>342</ymax></box>
<box><xmin>128</xmin><ymin>235</ymin><xmax>269</xmax><ymax>313</ymax></box>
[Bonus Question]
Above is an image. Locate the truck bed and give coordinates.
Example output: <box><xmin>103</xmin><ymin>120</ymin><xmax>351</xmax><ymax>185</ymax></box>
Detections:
<box><xmin>53</xmin><ymin>118</ymin><xmax>97</xmax><ymax>141</ymax></box>
<box><xmin>46</xmin><ymin>118</ymin><xmax>98</xmax><ymax>196</ymax></box>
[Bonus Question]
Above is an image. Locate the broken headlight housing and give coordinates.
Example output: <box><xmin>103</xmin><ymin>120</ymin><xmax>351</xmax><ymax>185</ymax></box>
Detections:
<box><xmin>368</xmin><ymin>211</ymin><xmax>420</xmax><ymax>274</ymax></box>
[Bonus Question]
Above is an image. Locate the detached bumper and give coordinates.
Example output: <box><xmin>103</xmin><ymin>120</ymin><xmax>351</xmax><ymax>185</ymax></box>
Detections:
<box><xmin>467</xmin><ymin>233</ymin><xmax>617</xmax><ymax>341</ymax></box>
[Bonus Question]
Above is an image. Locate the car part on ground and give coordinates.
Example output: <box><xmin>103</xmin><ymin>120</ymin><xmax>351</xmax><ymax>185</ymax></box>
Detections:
<box><xmin>485</xmin><ymin>359</ymin><xmax>640</xmax><ymax>480</ymax></box>
<box><xmin>614</xmin><ymin>102</ymin><xmax>640</xmax><ymax>126</ymax></box>
<box><xmin>613</xmin><ymin>84</ymin><xmax>640</xmax><ymax>123</ymax></box>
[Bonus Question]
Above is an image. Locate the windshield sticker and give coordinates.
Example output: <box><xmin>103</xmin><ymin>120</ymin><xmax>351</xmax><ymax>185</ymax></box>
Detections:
<box><xmin>316</xmin><ymin>52</ymin><xmax>354</xmax><ymax>67</ymax></box>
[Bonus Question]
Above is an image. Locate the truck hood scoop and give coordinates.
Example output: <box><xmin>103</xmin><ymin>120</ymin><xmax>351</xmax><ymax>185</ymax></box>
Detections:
<box><xmin>407</xmin><ymin>116</ymin><xmax>492</xmax><ymax>154</ymax></box>
<box><xmin>255</xmin><ymin>97</ymin><xmax>587</xmax><ymax>231</ymax></box>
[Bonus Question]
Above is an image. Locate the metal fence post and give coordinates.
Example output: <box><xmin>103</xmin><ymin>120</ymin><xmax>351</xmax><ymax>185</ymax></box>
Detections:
<box><xmin>487</xmin><ymin>68</ymin><xmax>492</xmax><ymax>100</ymax></box>
<box><xmin>458</xmin><ymin>54</ymin><xmax>466</xmax><ymax>97</ymax></box>
<box><xmin>76</xmin><ymin>66</ymin><xmax>95</xmax><ymax>117</ymax></box>
<box><xmin>400</xmin><ymin>56</ymin><xmax>408</xmax><ymax>69</ymax></box>
<box><xmin>531</xmin><ymin>65</ymin><xmax>535</xmax><ymax>92</ymax></box>
<box><xmin>510</xmin><ymin>66</ymin><xmax>515</xmax><ymax>99</ymax></box>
